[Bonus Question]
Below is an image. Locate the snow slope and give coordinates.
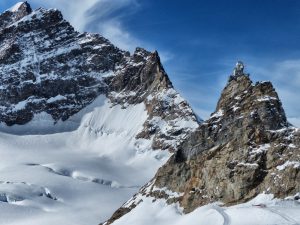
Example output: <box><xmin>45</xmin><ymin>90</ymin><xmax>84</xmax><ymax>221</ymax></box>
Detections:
<box><xmin>7</xmin><ymin>2</ymin><xmax>24</xmax><ymax>12</ymax></box>
<box><xmin>0</xmin><ymin>97</ymin><xmax>298</xmax><ymax>225</ymax></box>
<box><xmin>111</xmin><ymin>193</ymin><xmax>300</xmax><ymax>225</ymax></box>
<box><xmin>0</xmin><ymin>96</ymin><xmax>171</xmax><ymax>225</ymax></box>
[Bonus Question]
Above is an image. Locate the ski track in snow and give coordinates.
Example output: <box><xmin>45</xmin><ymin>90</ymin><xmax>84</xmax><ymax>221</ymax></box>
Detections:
<box><xmin>212</xmin><ymin>205</ymin><xmax>231</xmax><ymax>225</ymax></box>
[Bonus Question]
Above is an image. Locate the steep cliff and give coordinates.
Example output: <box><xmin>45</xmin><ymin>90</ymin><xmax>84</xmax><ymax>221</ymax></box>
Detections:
<box><xmin>0</xmin><ymin>2</ymin><xmax>198</xmax><ymax>150</ymax></box>
<box><xmin>102</xmin><ymin>62</ymin><xmax>300</xmax><ymax>224</ymax></box>
<box><xmin>0</xmin><ymin>2</ymin><xmax>199</xmax><ymax>225</ymax></box>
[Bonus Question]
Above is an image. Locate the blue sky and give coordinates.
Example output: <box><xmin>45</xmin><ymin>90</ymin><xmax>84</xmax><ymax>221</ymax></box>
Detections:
<box><xmin>1</xmin><ymin>0</ymin><xmax>300</xmax><ymax>126</ymax></box>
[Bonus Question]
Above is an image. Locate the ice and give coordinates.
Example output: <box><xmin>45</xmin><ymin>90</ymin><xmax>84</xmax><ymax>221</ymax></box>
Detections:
<box><xmin>0</xmin><ymin>95</ymin><xmax>171</xmax><ymax>225</ymax></box>
<box><xmin>0</xmin><ymin>96</ymin><xmax>105</xmax><ymax>135</ymax></box>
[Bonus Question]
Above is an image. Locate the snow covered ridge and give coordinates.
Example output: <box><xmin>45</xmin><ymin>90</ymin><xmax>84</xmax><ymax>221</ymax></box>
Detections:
<box><xmin>0</xmin><ymin>0</ymin><xmax>199</xmax><ymax>148</ymax></box>
<box><xmin>8</xmin><ymin>2</ymin><xmax>25</xmax><ymax>12</ymax></box>
<box><xmin>0</xmin><ymin>1</ymin><xmax>32</xmax><ymax>30</ymax></box>
<box><xmin>0</xmin><ymin>2</ymin><xmax>200</xmax><ymax>225</ymax></box>
<box><xmin>0</xmin><ymin>4</ymin><xmax>124</xmax><ymax>127</ymax></box>
<box><xmin>106</xmin><ymin>193</ymin><xmax>300</xmax><ymax>225</ymax></box>
<box><xmin>103</xmin><ymin>175</ymin><xmax>300</xmax><ymax>225</ymax></box>
<box><xmin>0</xmin><ymin>2</ymin><xmax>199</xmax><ymax>143</ymax></box>
<box><xmin>102</xmin><ymin>67</ymin><xmax>300</xmax><ymax>225</ymax></box>
<box><xmin>1</xmin><ymin>2</ymin><xmax>297</xmax><ymax>225</ymax></box>
<box><xmin>0</xmin><ymin>97</ymin><xmax>173</xmax><ymax>225</ymax></box>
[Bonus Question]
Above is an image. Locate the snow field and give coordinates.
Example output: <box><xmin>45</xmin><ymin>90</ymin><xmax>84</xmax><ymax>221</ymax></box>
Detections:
<box><xmin>0</xmin><ymin>97</ymin><xmax>170</xmax><ymax>225</ymax></box>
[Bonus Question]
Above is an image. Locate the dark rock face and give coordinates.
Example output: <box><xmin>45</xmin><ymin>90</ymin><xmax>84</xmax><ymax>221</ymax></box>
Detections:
<box><xmin>0</xmin><ymin>2</ymin><xmax>32</xmax><ymax>30</ymax></box>
<box><xmin>151</xmin><ymin>69</ymin><xmax>299</xmax><ymax>213</ymax></box>
<box><xmin>0</xmin><ymin>6</ymin><xmax>124</xmax><ymax>125</ymax></box>
<box><xmin>0</xmin><ymin>3</ymin><xmax>198</xmax><ymax>150</ymax></box>
<box><xmin>106</xmin><ymin>47</ymin><xmax>198</xmax><ymax>151</ymax></box>
<box><xmin>180</xmin><ymin>74</ymin><xmax>288</xmax><ymax>160</ymax></box>
<box><xmin>102</xmin><ymin>63</ymin><xmax>299</xmax><ymax>224</ymax></box>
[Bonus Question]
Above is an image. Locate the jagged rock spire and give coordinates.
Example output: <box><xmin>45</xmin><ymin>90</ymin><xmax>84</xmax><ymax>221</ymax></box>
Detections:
<box><xmin>9</xmin><ymin>2</ymin><xmax>32</xmax><ymax>14</ymax></box>
<box><xmin>147</xmin><ymin>64</ymin><xmax>298</xmax><ymax>213</ymax></box>
<box><xmin>0</xmin><ymin>1</ymin><xmax>32</xmax><ymax>30</ymax></box>
<box><xmin>102</xmin><ymin>62</ymin><xmax>300</xmax><ymax>224</ymax></box>
<box><xmin>12</xmin><ymin>1</ymin><xmax>32</xmax><ymax>21</ymax></box>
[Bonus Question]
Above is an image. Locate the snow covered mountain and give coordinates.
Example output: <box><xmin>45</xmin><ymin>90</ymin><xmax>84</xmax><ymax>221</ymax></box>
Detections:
<box><xmin>0</xmin><ymin>2</ymin><xmax>198</xmax><ymax>225</ymax></box>
<box><xmin>0</xmin><ymin>2</ymin><xmax>299</xmax><ymax>225</ymax></box>
<box><xmin>0</xmin><ymin>2</ymin><xmax>197</xmax><ymax>142</ymax></box>
<box><xmin>102</xmin><ymin>63</ymin><xmax>300</xmax><ymax>225</ymax></box>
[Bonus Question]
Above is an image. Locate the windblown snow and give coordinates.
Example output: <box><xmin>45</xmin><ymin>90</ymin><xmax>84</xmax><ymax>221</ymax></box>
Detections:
<box><xmin>0</xmin><ymin>96</ymin><xmax>171</xmax><ymax>225</ymax></box>
<box><xmin>7</xmin><ymin>2</ymin><xmax>24</xmax><ymax>12</ymax></box>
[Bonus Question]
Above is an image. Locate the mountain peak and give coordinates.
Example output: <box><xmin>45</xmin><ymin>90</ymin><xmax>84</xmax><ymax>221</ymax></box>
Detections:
<box><xmin>0</xmin><ymin>1</ymin><xmax>32</xmax><ymax>29</ymax></box>
<box><xmin>8</xmin><ymin>2</ymin><xmax>32</xmax><ymax>14</ymax></box>
<box><xmin>108</xmin><ymin>64</ymin><xmax>299</xmax><ymax>220</ymax></box>
<box><xmin>215</xmin><ymin>62</ymin><xmax>286</xmax><ymax>128</ymax></box>
<box><xmin>215</xmin><ymin>63</ymin><xmax>287</xmax><ymax>132</ymax></box>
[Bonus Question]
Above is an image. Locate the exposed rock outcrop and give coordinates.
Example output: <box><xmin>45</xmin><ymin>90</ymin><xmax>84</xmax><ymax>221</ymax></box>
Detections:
<box><xmin>0</xmin><ymin>2</ymin><xmax>198</xmax><ymax>150</ymax></box>
<box><xmin>102</xmin><ymin>63</ymin><xmax>300</xmax><ymax>224</ymax></box>
<box><xmin>0</xmin><ymin>2</ymin><xmax>32</xmax><ymax>30</ymax></box>
<box><xmin>151</xmin><ymin>64</ymin><xmax>299</xmax><ymax>211</ymax></box>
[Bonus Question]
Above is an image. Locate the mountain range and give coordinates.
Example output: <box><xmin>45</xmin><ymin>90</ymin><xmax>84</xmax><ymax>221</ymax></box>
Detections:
<box><xmin>0</xmin><ymin>2</ymin><xmax>299</xmax><ymax>225</ymax></box>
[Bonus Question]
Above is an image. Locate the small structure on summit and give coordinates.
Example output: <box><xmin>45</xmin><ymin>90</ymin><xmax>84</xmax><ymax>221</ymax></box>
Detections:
<box><xmin>229</xmin><ymin>61</ymin><xmax>249</xmax><ymax>82</ymax></box>
<box><xmin>233</xmin><ymin>61</ymin><xmax>244</xmax><ymax>76</ymax></box>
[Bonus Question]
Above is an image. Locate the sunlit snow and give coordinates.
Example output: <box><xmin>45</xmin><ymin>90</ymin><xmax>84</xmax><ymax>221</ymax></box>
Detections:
<box><xmin>7</xmin><ymin>2</ymin><xmax>24</xmax><ymax>12</ymax></box>
<box><xmin>112</xmin><ymin>194</ymin><xmax>300</xmax><ymax>225</ymax></box>
<box><xmin>0</xmin><ymin>96</ymin><xmax>170</xmax><ymax>225</ymax></box>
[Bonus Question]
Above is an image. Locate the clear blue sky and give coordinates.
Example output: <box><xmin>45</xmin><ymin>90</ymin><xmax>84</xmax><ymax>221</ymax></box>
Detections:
<box><xmin>1</xmin><ymin>0</ymin><xmax>300</xmax><ymax>126</ymax></box>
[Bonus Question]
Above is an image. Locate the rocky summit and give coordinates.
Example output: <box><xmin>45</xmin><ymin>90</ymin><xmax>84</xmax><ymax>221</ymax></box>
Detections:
<box><xmin>102</xmin><ymin>62</ymin><xmax>300</xmax><ymax>224</ymax></box>
<box><xmin>0</xmin><ymin>2</ymin><xmax>299</xmax><ymax>225</ymax></box>
<box><xmin>0</xmin><ymin>2</ymin><xmax>198</xmax><ymax>150</ymax></box>
<box><xmin>0</xmin><ymin>2</ymin><xmax>200</xmax><ymax>224</ymax></box>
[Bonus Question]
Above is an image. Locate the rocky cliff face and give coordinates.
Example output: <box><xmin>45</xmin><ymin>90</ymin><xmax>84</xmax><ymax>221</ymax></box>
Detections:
<box><xmin>0</xmin><ymin>2</ymin><xmax>123</xmax><ymax>125</ymax></box>
<box><xmin>2</xmin><ymin>3</ymin><xmax>299</xmax><ymax>225</ymax></box>
<box><xmin>0</xmin><ymin>2</ymin><xmax>198</xmax><ymax>150</ymax></box>
<box><xmin>102</xmin><ymin>63</ymin><xmax>300</xmax><ymax>224</ymax></box>
<box><xmin>152</xmin><ymin>72</ymin><xmax>299</xmax><ymax>212</ymax></box>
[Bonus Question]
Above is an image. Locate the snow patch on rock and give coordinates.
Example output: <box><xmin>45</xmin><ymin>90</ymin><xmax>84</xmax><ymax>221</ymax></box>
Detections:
<box><xmin>276</xmin><ymin>161</ymin><xmax>300</xmax><ymax>171</ymax></box>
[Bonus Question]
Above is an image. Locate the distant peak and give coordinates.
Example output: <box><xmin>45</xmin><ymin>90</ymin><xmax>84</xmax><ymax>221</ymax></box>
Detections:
<box><xmin>8</xmin><ymin>1</ymin><xmax>32</xmax><ymax>14</ymax></box>
<box><xmin>0</xmin><ymin>1</ymin><xmax>32</xmax><ymax>30</ymax></box>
